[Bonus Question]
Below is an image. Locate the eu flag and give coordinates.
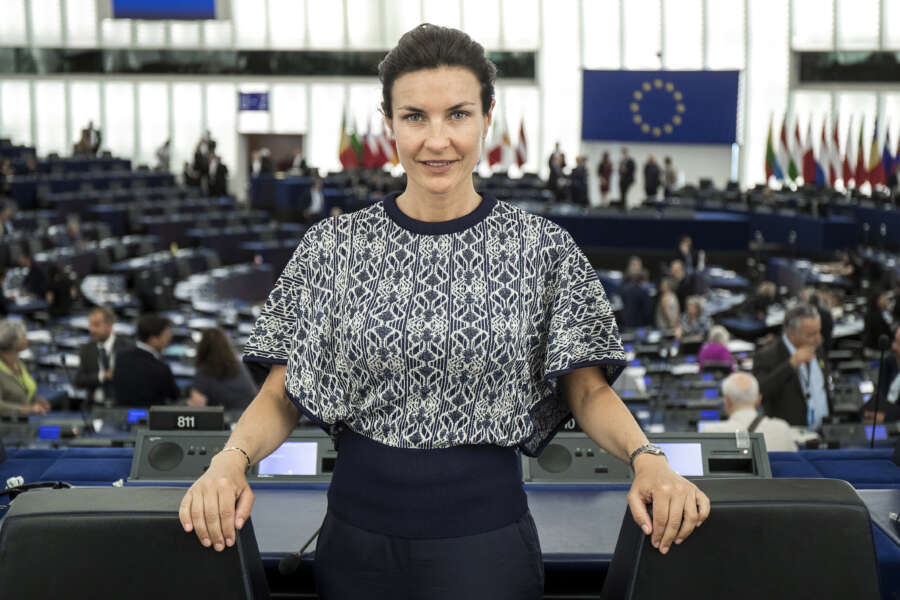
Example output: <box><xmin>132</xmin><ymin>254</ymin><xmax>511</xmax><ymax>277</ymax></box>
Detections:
<box><xmin>582</xmin><ymin>70</ymin><xmax>740</xmax><ymax>145</ymax></box>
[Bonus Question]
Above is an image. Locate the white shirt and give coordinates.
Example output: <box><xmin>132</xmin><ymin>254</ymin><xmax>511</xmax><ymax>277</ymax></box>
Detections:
<box><xmin>136</xmin><ymin>341</ymin><xmax>161</xmax><ymax>360</ymax></box>
<box><xmin>703</xmin><ymin>407</ymin><xmax>798</xmax><ymax>452</ymax></box>
<box><xmin>309</xmin><ymin>188</ymin><xmax>324</xmax><ymax>215</ymax></box>
<box><xmin>94</xmin><ymin>333</ymin><xmax>117</xmax><ymax>403</ymax></box>
<box><xmin>782</xmin><ymin>334</ymin><xmax>829</xmax><ymax>428</ymax></box>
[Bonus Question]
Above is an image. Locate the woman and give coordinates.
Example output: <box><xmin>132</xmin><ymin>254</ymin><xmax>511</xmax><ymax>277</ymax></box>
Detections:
<box><xmin>188</xmin><ymin>328</ymin><xmax>257</xmax><ymax>410</ymax></box>
<box><xmin>655</xmin><ymin>276</ymin><xmax>681</xmax><ymax>331</ymax></box>
<box><xmin>0</xmin><ymin>319</ymin><xmax>50</xmax><ymax>416</ymax></box>
<box><xmin>597</xmin><ymin>151</ymin><xmax>612</xmax><ymax>205</ymax></box>
<box><xmin>679</xmin><ymin>296</ymin><xmax>711</xmax><ymax>339</ymax></box>
<box><xmin>179</xmin><ymin>25</ymin><xmax>708</xmax><ymax>599</ymax></box>
<box><xmin>698</xmin><ymin>325</ymin><xmax>735</xmax><ymax>371</ymax></box>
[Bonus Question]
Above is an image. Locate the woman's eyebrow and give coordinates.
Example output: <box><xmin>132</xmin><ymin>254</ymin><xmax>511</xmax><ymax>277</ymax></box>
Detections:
<box><xmin>396</xmin><ymin>102</ymin><xmax>476</xmax><ymax>112</ymax></box>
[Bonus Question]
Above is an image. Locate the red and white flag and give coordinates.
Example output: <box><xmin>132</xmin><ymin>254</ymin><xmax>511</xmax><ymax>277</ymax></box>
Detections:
<box><xmin>515</xmin><ymin>119</ymin><xmax>527</xmax><ymax>168</ymax></box>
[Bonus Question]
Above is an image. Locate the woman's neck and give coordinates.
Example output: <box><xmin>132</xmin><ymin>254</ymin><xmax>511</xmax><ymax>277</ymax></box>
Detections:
<box><xmin>396</xmin><ymin>181</ymin><xmax>480</xmax><ymax>223</ymax></box>
<box><xmin>0</xmin><ymin>351</ymin><xmax>18</xmax><ymax>370</ymax></box>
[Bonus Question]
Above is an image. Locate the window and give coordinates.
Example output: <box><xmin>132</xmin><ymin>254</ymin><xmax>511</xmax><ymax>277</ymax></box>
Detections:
<box><xmin>663</xmin><ymin>0</ymin><xmax>702</xmax><ymax>69</ymax></box>
<box><xmin>791</xmin><ymin>0</ymin><xmax>832</xmax><ymax>50</ymax></box>
<box><xmin>706</xmin><ymin>0</ymin><xmax>744</xmax><ymax>69</ymax></box>
<box><xmin>35</xmin><ymin>80</ymin><xmax>67</xmax><ymax>155</ymax></box>
<box><xmin>836</xmin><ymin>0</ymin><xmax>879</xmax><ymax>50</ymax></box>
<box><xmin>623</xmin><ymin>0</ymin><xmax>661</xmax><ymax>69</ymax></box>
<box><xmin>582</xmin><ymin>0</ymin><xmax>620</xmax><ymax>69</ymax></box>
<box><xmin>0</xmin><ymin>81</ymin><xmax>33</xmax><ymax>146</ymax></box>
<box><xmin>103</xmin><ymin>81</ymin><xmax>135</xmax><ymax>160</ymax></box>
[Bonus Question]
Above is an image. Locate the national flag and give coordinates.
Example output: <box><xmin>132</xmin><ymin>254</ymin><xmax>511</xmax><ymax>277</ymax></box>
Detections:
<box><xmin>829</xmin><ymin>114</ymin><xmax>841</xmax><ymax>187</ymax></box>
<box><xmin>339</xmin><ymin>112</ymin><xmax>360</xmax><ymax>169</ymax></box>
<box><xmin>378</xmin><ymin>121</ymin><xmax>398</xmax><ymax>166</ymax></box>
<box><xmin>854</xmin><ymin>117</ymin><xmax>867</xmax><ymax>187</ymax></box>
<box><xmin>515</xmin><ymin>119</ymin><xmax>527</xmax><ymax>168</ymax></box>
<box><xmin>788</xmin><ymin>121</ymin><xmax>803</xmax><ymax>181</ymax></box>
<box><xmin>801</xmin><ymin>119</ymin><xmax>816</xmax><ymax>184</ymax></box>
<box><xmin>814</xmin><ymin>120</ymin><xmax>828</xmax><ymax>187</ymax></box>
<box><xmin>881</xmin><ymin>123</ymin><xmax>894</xmax><ymax>183</ymax></box>
<box><xmin>362</xmin><ymin>121</ymin><xmax>382</xmax><ymax>169</ymax></box>
<box><xmin>487</xmin><ymin>113</ymin><xmax>510</xmax><ymax>167</ymax></box>
<box><xmin>778</xmin><ymin>117</ymin><xmax>794</xmax><ymax>182</ymax></box>
<box><xmin>867</xmin><ymin>117</ymin><xmax>886</xmax><ymax>187</ymax></box>
<box><xmin>764</xmin><ymin>115</ymin><xmax>784</xmax><ymax>180</ymax></box>
<box><xmin>842</xmin><ymin>115</ymin><xmax>853</xmax><ymax>186</ymax></box>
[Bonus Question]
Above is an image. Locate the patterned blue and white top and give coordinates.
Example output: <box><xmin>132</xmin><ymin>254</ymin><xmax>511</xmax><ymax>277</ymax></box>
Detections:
<box><xmin>243</xmin><ymin>192</ymin><xmax>626</xmax><ymax>457</ymax></box>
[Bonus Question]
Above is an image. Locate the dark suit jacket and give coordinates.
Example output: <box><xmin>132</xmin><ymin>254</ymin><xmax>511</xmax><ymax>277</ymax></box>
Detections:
<box><xmin>752</xmin><ymin>338</ymin><xmax>832</xmax><ymax>426</ymax></box>
<box><xmin>112</xmin><ymin>346</ymin><xmax>181</xmax><ymax>407</ymax></box>
<box><xmin>74</xmin><ymin>336</ymin><xmax>134</xmax><ymax>396</ymax></box>
<box><xmin>23</xmin><ymin>264</ymin><xmax>48</xmax><ymax>298</ymax></box>
<box><xmin>864</xmin><ymin>355</ymin><xmax>900</xmax><ymax>422</ymax></box>
<box><xmin>210</xmin><ymin>162</ymin><xmax>229</xmax><ymax>197</ymax></box>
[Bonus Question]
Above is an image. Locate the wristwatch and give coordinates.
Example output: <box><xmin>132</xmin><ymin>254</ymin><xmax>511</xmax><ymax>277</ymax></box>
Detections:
<box><xmin>629</xmin><ymin>443</ymin><xmax>666</xmax><ymax>467</ymax></box>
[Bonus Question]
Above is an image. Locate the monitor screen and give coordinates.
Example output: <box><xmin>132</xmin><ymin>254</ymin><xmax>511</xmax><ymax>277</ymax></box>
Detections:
<box><xmin>127</xmin><ymin>409</ymin><xmax>148</xmax><ymax>424</ymax></box>
<box><xmin>700</xmin><ymin>409</ymin><xmax>720</xmax><ymax>420</ymax></box>
<box><xmin>257</xmin><ymin>442</ymin><xmax>318</xmax><ymax>476</ymax></box>
<box><xmin>864</xmin><ymin>425</ymin><xmax>887</xmax><ymax>441</ymax></box>
<box><xmin>37</xmin><ymin>425</ymin><xmax>61</xmax><ymax>440</ymax></box>
<box><xmin>696</xmin><ymin>420</ymin><xmax>721</xmax><ymax>432</ymax></box>
<box><xmin>111</xmin><ymin>0</ymin><xmax>216</xmax><ymax>19</ymax></box>
<box><xmin>656</xmin><ymin>442</ymin><xmax>704</xmax><ymax>476</ymax></box>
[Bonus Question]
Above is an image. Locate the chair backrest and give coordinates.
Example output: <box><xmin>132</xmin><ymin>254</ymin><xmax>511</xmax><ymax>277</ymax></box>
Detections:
<box><xmin>601</xmin><ymin>478</ymin><xmax>880</xmax><ymax>600</ymax></box>
<box><xmin>0</xmin><ymin>486</ymin><xmax>269</xmax><ymax>599</ymax></box>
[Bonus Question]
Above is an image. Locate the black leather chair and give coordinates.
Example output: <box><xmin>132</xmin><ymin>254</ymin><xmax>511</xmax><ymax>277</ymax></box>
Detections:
<box><xmin>0</xmin><ymin>486</ymin><xmax>269</xmax><ymax>599</ymax></box>
<box><xmin>601</xmin><ymin>478</ymin><xmax>880</xmax><ymax>599</ymax></box>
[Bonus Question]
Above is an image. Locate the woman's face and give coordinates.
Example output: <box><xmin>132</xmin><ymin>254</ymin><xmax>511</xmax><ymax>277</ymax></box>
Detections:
<box><xmin>15</xmin><ymin>336</ymin><xmax>27</xmax><ymax>354</ymax></box>
<box><xmin>386</xmin><ymin>66</ymin><xmax>491</xmax><ymax>198</ymax></box>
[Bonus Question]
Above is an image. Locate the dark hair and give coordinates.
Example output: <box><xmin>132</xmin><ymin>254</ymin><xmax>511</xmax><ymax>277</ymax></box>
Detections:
<box><xmin>136</xmin><ymin>314</ymin><xmax>172</xmax><ymax>342</ymax></box>
<box><xmin>195</xmin><ymin>327</ymin><xmax>240</xmax><ymax>380</ymax></box>
<box><xmin>378</xmin><ymin>23</ymin><xmax>497</xmax><ymax>119</ymax></box>
<box><xmin>89</xmin><ymin>305</ymin><xmax>115</xmax><ymax>324</ymax></box>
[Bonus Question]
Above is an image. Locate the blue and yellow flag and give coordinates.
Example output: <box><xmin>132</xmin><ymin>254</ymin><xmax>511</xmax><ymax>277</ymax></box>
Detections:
<box><xmin>582</xmin><ymin>70</ymin><xmax>739</xmax><ymax>145</ymax></box>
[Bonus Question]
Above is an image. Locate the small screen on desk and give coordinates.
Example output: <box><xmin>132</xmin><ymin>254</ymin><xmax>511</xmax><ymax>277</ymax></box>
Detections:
<box><xmin>258</xmin><ymin>442</ymin><xmax>318</xmax><ymax>476</ymax></box>
<box><xmin>127</xmin><ymin>409</ymin><xmax>148</xmax><ymax>424</ymax></box>
<box><xmin>656</xmin><ymin>443</ymin><xmax>704</xmax><ymax>476</ymax></box>
<box><xmin>864</xmin><ymin>425</ymin><xmax>887</xmax><ymax>441</ymax></box>
<box><xmin>37</xmin><ymin>425</ymin><xmax>61</xmax><ymax>440</ymax></box>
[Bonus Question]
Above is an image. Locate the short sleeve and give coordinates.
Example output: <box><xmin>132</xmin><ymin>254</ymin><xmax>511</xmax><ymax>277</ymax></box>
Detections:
<box><xmin>525</xmin><ymin>232</ymin><xmax>626</xmax><ymax>456</ymax></box>
<box><xmin>242</xmin><ymin>234</ymin><xmax>311</xmax><ymax>366</ymax></box>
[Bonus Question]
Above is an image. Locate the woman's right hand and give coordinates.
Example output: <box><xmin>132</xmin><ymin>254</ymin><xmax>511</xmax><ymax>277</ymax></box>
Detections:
<box><xmin>178</xmin><ymin>450</ymin><xmax>255</xmax><ymax>552</ymax></box>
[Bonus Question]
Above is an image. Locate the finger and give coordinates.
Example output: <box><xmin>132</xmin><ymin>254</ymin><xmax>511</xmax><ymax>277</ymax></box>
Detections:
<box><xmin>234</xmin><ymin>486</ymin><xmax>255</xmax><ymax>531</ymax></box>
<box><xmin>217</xmin><ymin>485</ymin><xmax>236</xmax><ymax>549</ymax></box>
<box><xmin>675</xmin><ymin>490</ymin><xmax>699</xmax><ymax>545</ymax></box>
<box><xmin>651</xmin><ymin>491</ymin><xmax>670</xmax><ymax>548</ymax></box>
<box><xmin>696</xmin><ymin>490</ymin><xmax>711</xmax><ymax>526</ymax></box>
<box><xmin>627</xmin><ymin>491</ymin><xmax>653</xmax><ymax>536</ymax></box>
<box><xmin>204</xmin><ymin>488</ymin><xmax>225</xmax><ymax>551</ymax></box>
<box><xmin>190</xmin><ymin>490</ymin><xmax>211</xmax><ymax>547</ymax></box>
<box><xmin>660</xmin><ymin>492</ymin><xmax>686</xmax><ymax>554</ymax></box>
<box><xmin>179</xmin><ymin>492</ymin><xmax>193</xmax><ymax>533</ymax></box>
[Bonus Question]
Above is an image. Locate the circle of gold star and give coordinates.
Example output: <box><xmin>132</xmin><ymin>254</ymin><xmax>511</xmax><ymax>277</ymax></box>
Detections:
<box><xmin>630</xmin><ymin>80</ymin><xmax>685</xmax><ymax>137</ymax></box>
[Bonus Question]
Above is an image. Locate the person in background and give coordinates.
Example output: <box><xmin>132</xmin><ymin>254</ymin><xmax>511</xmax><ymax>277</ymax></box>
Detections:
<box><xmin>548</xmin><ymin>152</ymin><xmax>565</xmax><ymax>202</ymax></box>
<box><xmin>208</xmin><ymin>152</ymin><xmax>229</xmax><ymax>198</ymax></box>
<box><xmin>643</xmin><ymin>155</ymin><xmax>661</xmax><ymax>202</ymax></box>
<box><xmin>618</xmin><ymin>147</ymin><xmax>635</xmax><ymax>210</ymax></box>
<box><xmin>620</xmin><ymin>256</ymin><xmax>653</xmax><ymax>328</ymax></box>
<box><xmin>745</xmin><ymin>281</ymin><xmax>777</xmax><ymax>321</ymax></box>
<box><xmin>0</xmin><ymin>319</ymin><xmax>50</xmax><ymax>416</ymax></box>
<box><xmin>113</xmin><ymin>314</ymin><xmax>180</xmax><ymax>407</ymax></box>
<box><xmin>655</xmin><ymin>277</ymin><xmax>681</xmax><ymax>332</ymax></box>
<box><xmin>702</xmin><ymin>372</ymin><xmax>797</xmax><ymax>452</ymax></box>
<box><xmin>752</xmin><ymin>303</ymin><xmax>830</xmax><ymax>428</ymax></box>
<box><xmin>801</xmin><ymin>288</ymin><xmax>833</xmax><ymax>351</ymax></box>
<box><xmin>45</xmin><ymin>264</ymin><xmax>77</xmax><ymax>318</ymax></box>
<box><xmin>75</xmin><ymin>306</ymin><xmax>133</xmax><ymax>407</ymax></box>
<box><xmin>182</xmin><ymin>161</ymin><xmax>200</xmax><ymax>187</ymax></box>
<box><xmin>86</xmin><ymin>120</ymin><xmax>102</xmax><ymax>156</ymax></box>
<box><xmin>290</xmin><ymin>148</ymin><xmax>308</xmax><ymax>175</ymax></box>
<box><xmin>19</xmin><ymin>249</ymin><xmax>48</xmax><ymax>300</ymax></box>
<box><xmin>188</xmin><ymin>328</ymin><xmax>257</xmax><ymax>411</ymax></box>
<box><xmin>570</xmin><ymin>155</ymin><xmax>588</xmax><ymax>206</ymax></box>
<box><xmin>155</xmin><ymin>139</ymin><xmax>171</xmax><ymax>173</ymax></box>
<box><xmin>0</xmin><ymin>199</ymin><xmax>15</xmax><ymax>236</ymax></box>
<box><xmin>676</xmin><ymin>235</ymin><xmax>698</xmax><ymax>273</ymax></box>
<box><xmin>679</xmin><ymin>296</ymin><xmax>710</xmax><ymax>339</ymax></box>
<box><xmin>697</xmin><ymin>325</ymin><xmax>735</xmax><ymax>371</ymax></box>
<box><xmin>663</xmin><ymin>156</ymin><xmax>677</xmax><ymax>197</ymax></box>
<box><xmin>863</xmin><ymin>288</ymin><xmax>894</xmax><ymax>351</ymax></box>
<box><xmin>862</xmin><ymin>325</ymin><xmax>900</xmax><ymax>424</ymax></box>
<box><xmin>597</xmin><ymin>151</ymin><xmax>612</xmax><ymax>205</ymax></box>
<box><xmin>303</xmin><ymin>178</ymin><xmax>326</xmax><ymax>225</ymax></box>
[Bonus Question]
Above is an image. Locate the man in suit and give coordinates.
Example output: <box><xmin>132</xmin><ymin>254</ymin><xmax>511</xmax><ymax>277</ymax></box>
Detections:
<box><xmin>618</xmin><ymin>147</ymin><xmax>635</xmax><ymax>210</ymax></box>
<box><xmin>86</xmin><ymin>121</ymin><xmax>102</xmax><ymax>156</ymax></box>
<box><xmin>208</xmin><ymin>153</ymin><xmax>229</xmax><ymax>197</ymax></box>
<box><xmin>752</xmin><ymin>303</ymin><xmax>831</xmax><ymax>428</ymax></box>
<box><xmin>19</xmin><ymin>249</ymin><xmax>48</xmax><ymax>299</ymax></box>
<box><xmin>112</xmin><ymin>314</ymin><xmax>180</xmax><ymax>407</ymax></box>
<box><xmin>74</xmin><ymin>306</ymin><xmax>133</xmax><ymax>407</ymax></box>
<box><xmin>643</xmin><ymin>154</ymin><xmax>661</xmax><ymax>201</ymax></box>
<box><xmin>863</xmin><ymin>325</ymin><xmax>900</xmax><ymax>424</ymax></box>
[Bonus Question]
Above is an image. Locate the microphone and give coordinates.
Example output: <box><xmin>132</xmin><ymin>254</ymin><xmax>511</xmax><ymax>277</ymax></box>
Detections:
<box><xmin>277</xmin><ymin>526</ymin><xmax>321</xmax><ymax>575</ymax></box>
<box><xmin>870</xmin><ymin>334</ymin><xmax>892</xmax><ymax>449</ymax></box>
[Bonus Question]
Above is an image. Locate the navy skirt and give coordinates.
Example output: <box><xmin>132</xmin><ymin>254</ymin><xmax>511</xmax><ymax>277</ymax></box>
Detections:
<box><xmin>313</xmin><ymin>427</ymin><xmax>544</xmax><ymax>599</ymax></box>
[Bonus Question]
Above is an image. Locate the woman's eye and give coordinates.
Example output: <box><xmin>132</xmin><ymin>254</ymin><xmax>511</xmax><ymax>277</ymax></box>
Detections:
<box><xmin>451</xmin><ymin>111</ymin><xmax>469</xmax><ymax>120</ymax></box>
<box><xmin>403</xmin><ymin>113</ymin><xmax>422</xmax><ymax>122</ymax></box>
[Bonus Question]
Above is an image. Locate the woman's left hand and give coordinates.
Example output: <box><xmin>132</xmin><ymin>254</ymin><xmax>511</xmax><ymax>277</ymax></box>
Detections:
<box><xmin>626</xmin><ymin>454</ymin><xmax>710</xmax><ymax>555</ymax></box>
<box><xmin>34</xmin><ymin>396</ymin><xmax>51</xmax><ymax>412</ymax></box>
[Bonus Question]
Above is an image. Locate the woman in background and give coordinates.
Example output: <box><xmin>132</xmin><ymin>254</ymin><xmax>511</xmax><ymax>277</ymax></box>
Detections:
<box><xmin>189</xmin><ymin>327</ymin><xmax>257</xmax><ymax>410</ymax></box>
<box><xmin>0</xmin><ymin>319</ymin><xmax>50</xmax><ymax>415</ymax></box>
<box><xmin>698</xmin><ymin>325</ymin><xmax>735</xmax><ymax>371</ymax></box>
